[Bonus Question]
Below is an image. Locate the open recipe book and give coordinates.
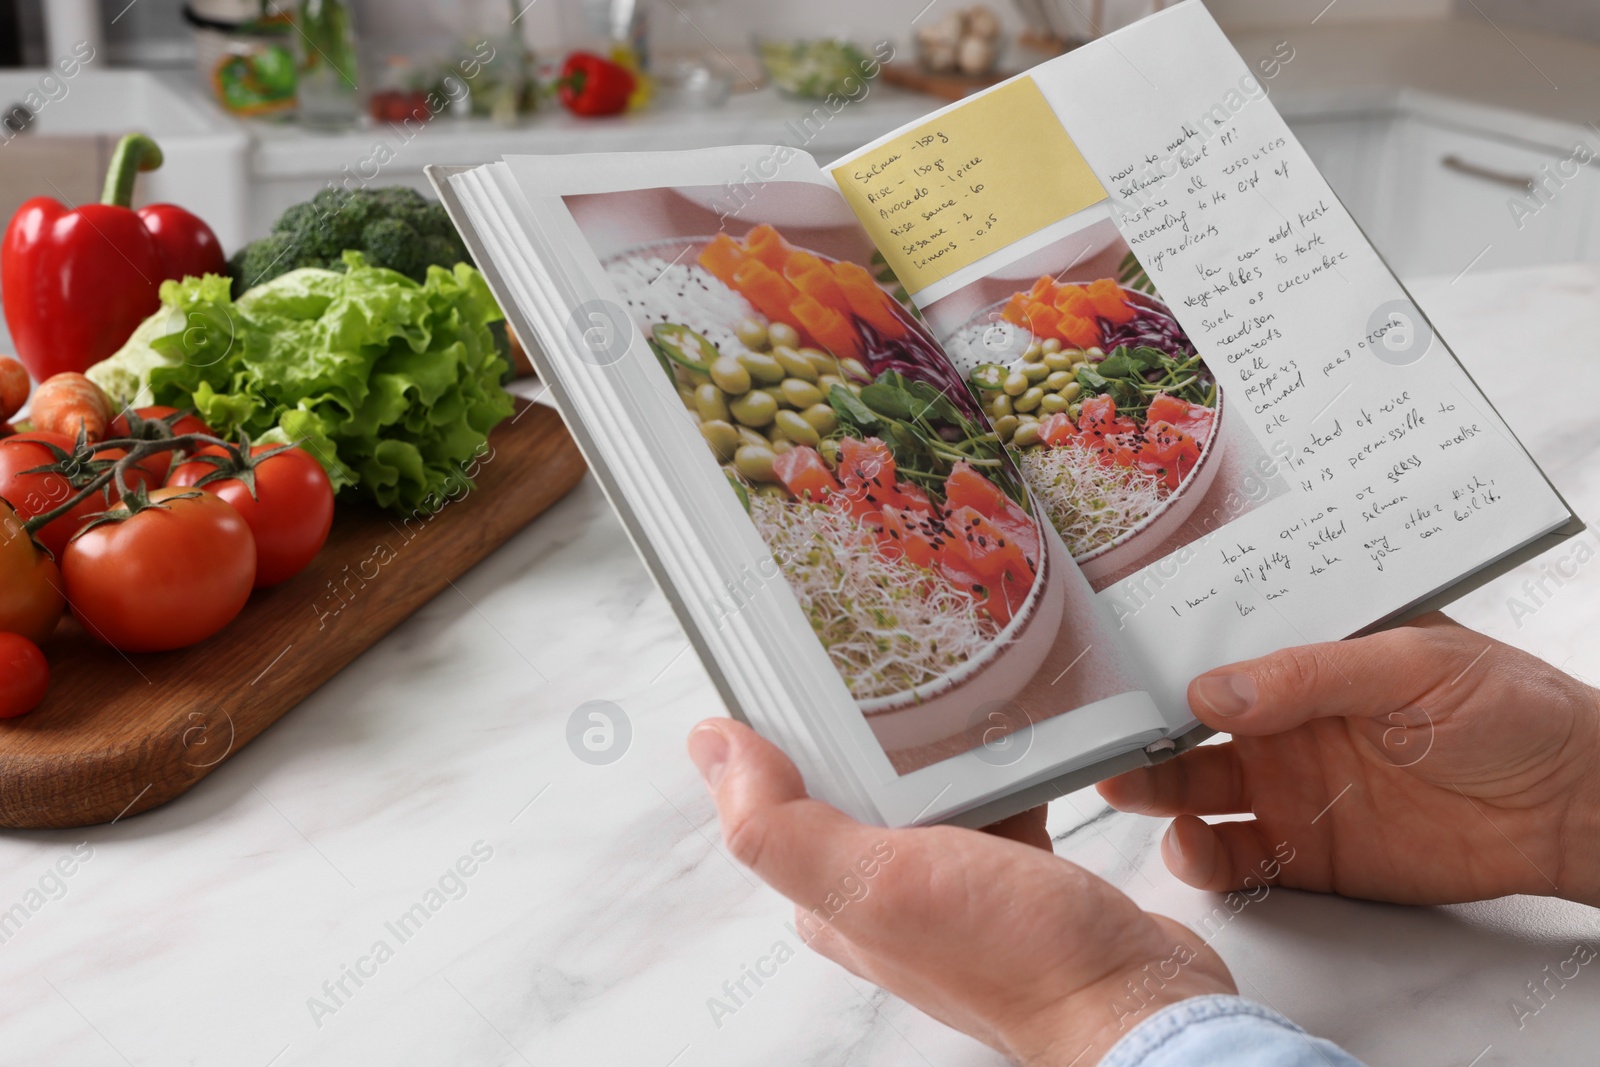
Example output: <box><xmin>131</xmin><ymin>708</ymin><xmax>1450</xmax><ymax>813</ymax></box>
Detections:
<box><xmin>432</xmin><ymin>1</ymin><xmax>1582</xmax><ymax>828</ymax></box>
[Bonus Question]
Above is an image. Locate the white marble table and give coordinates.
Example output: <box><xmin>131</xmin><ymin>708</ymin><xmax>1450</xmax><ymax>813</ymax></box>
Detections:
<box><xmin>3</xmin><ymin>264</ymin><xmax>1599</xmax><ymax>1067</ymax></box>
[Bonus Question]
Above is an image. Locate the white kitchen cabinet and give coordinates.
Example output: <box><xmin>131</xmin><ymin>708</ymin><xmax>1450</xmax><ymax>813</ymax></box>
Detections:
<box><xmin>1382</xmin><ymin>116</ymin><xmax>1595</xmax><ymax>277</ymax></box>
<box><xmin>1289</xmin><ymin>105</ymin><xmax>1599</xmax><ymax>279</ymax></box>
<box><xmin>1286</xmin><ymin>114</ymin><xmax>1388</xmax><ymax>233</ymax></box>
<box><xmin>1284</xmin><ymin>111</ymin><xmax>1423</xmax><ymax>270</ymax></box>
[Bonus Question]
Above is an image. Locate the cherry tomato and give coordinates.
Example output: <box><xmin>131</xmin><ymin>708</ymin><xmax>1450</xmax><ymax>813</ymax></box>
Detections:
<box><xmin>170</xmin><ymin>444</ymin><xmax>333</xmax><ymax>588</ymax></box>
<box><xmin>63</xmin><ymin>487</ymin><xmax>256</xmax><ymax>653</ymax></box>
<box><xmin>0</xmin><ymin>432</ymin><xmax>162</xmax><ymax>559</ymax></box>
<box><xmin>0</xmin><ymin>633</ymin><xmax>48</xmax><ymax>718</ymax></box>
<box><xmin>0</xmin><ymin>499</ymin><xmax>64</xmax><ymax>644</ymax></box>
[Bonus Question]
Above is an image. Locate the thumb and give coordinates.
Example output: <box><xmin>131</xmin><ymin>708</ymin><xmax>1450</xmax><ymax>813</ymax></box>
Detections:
<box><xmin>1187</xmin><ymin>614</ymin><xmax>1476</xmax><ymax>736</ymax></box>
<box><xmin>686</xmin><ymin>718</ymin><xmax>886</xmax><ymax>906</ymax></box>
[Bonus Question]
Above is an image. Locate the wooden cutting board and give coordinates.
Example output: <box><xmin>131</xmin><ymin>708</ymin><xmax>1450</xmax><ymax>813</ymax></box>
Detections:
<box><xmin>879</xmin><ymin>63</ymin><xmax>1008</xmax><ymax>102</ymax></box>
<box><xmin>0</xmin><ymin>400</ymin><xmax>586</xmax><ymax>829</ymax></box>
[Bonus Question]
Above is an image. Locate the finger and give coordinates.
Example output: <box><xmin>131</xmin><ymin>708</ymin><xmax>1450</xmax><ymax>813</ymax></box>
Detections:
<box><xmin>1186</xmin><ymin>615</ymin><xmax>1477</xmax><ymax>736</ymax></box>
<box><xmin>1161</xmin><ymin>815</ymin><xmax>1283</xmax><ymax>893</ymax></box>
<box><xmin>687</xmin><ymin>719</ymin><xmax>888</xmax><ymax>907</ymax></box>
<box><xmin>982</xmin><ymin>805</ymin><xmax>1052</xmax><ymax>851</ymax></box>
<box><xmin>1096</xmin><ymin>744</ymin><xmax>1246</xmax><ymax>816</ymax></box>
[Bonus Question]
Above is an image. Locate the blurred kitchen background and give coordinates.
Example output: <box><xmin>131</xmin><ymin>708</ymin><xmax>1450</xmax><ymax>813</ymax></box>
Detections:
<box><xmin>3</xmin><ymin>0</ymin><xmax>1600</xmax><ymax>314</ymax></box>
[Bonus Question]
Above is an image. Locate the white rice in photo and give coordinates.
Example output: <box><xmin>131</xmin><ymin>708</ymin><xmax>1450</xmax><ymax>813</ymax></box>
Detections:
<box><xmin>606</xmin><ymin>256</ymin><xmax>760</xmax><ymax>359</ymax></box>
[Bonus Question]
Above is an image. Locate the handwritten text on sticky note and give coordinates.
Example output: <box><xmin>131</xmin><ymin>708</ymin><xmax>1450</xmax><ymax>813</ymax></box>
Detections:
<box><xmin>831</xmin><ymin>77</ymin><xmax>1106</xmax><ymax>295</ymax></box>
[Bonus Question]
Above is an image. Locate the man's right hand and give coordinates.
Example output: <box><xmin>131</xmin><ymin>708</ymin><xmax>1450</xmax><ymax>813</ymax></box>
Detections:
<box><xmin>1098</xmin><ymin>614</ymin><xmax>1600</xmax><ymax>907</ymax></box>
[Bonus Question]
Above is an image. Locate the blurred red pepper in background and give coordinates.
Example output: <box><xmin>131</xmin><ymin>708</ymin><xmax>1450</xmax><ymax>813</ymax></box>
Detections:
<box><xmin>557</xmin><ymin>52</ymin><xmax>637</xmax><ymax>117</ymax></box>
<box><xmin>1</xmin><ymin>133</ymin><xmax>226</xmax><ymax>382</ymax></box>
<box><xmin>369</xmin><ymin>89</ymin><xmax>434</xmax><ymax>126</ymax></box>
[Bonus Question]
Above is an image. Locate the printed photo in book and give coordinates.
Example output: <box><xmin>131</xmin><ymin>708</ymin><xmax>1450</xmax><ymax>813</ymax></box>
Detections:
<box><xmin>921</xmin><ymin>214</ymin><xmax>1292</xmax><ymax>592</ymax></box>
<box><xmin>562</xmin><ymin>182</ymin><xmax>1148</xmax><ymax>775</ymax></box>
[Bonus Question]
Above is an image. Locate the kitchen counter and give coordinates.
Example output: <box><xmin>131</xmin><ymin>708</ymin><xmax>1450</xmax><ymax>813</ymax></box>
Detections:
<box><xmin>225</xmin><ymin>78</ymin><xmax>943</xmax><ymax>237</ymax></box>
<box><xmin>242</xmin><ymin>82</ymin><xmax>941</xmax><ymax>176</ymax></box>
<box><xmin>1</xmin><ymin>262</ymin><xmax>1597</xmax><ymax>1065</ymax></box>
<box><xmin>198</xmin><ymin>13</ymin><xmax>1600</xmax><ymax>250</ymax></box>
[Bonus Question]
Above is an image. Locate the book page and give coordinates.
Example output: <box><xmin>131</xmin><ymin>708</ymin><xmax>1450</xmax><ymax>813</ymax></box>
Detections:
<box><xmin>486</xmin><ymin>148</ymin><xmax>1168</xmax><ymax>826</ymax></box>
<box><xmin>829</xmin><ymin>0</ymin><xmax>1576</xmax><ymax>720</ymax></box>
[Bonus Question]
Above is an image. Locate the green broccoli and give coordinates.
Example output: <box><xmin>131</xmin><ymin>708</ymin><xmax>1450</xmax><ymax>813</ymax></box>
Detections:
<box><xmin>227</xmin><ymin>186</ymin><xmax>471</xmax><ymax>296</ymax></box>
<box><xmin>356</xmin><ymin>218</ymin><xmax>416</xmax><ymax>278</ymax></box>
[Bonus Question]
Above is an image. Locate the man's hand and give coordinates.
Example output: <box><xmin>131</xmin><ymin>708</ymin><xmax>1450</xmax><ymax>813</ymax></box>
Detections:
<box><xmin>688</xmin><ymin>720</ymin><xmax>1235</xmax><ymax>1066</ymax></box>
<box><xmin>1099</xmin><ymin>614</ymin><xmax>1600</xmax><ymax>906</ymax></box>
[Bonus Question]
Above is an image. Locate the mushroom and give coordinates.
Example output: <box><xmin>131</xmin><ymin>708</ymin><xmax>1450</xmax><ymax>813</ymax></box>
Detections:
<box><xmin>957</xmin><ymin>34</ymin><xmax>996</xmax><ymax>75</ymax></box>
<box><xmin>920</xmin><ymin>5</ymin><xmax>1003</xmax><ymax>76</ymax></box>
<box><xmin>967</xmin><ymin>6</ymin><xmax>1001</xmax><ymax>40</ymax></box>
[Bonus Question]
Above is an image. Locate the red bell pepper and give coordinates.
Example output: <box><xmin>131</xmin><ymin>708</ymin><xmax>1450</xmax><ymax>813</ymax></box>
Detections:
<box><xmin>1</xmin><ymin>133</ymin><xmax>226</xmax><ymax>382</ymax></box>
<box><xmin>557</xmin><ymin>52</ymin><xmax>637</xmax><ymax>117</ymax></box>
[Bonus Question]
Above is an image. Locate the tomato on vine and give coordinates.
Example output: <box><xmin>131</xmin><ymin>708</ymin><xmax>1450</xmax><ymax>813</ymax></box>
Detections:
<box><xmin>0</xmin><ymin>499</ymin><xmax>64</xmax><ymax>644</ymax></box>
<box><xmin>0</xmin><ymin>432</ymin><xmax>100</xmax><ymax>560</ymax></box>
<box><xmin>109</xmin><ymin>406</ymin><xmax>215</xmax><ymax>483</ymax></box>
<box><xmin>63</xmin><ymin>486</ymin><xmax>256</xmax><ymax>653</ymax></box>
<box><xmin>170</xmin><ymin>443</ymin><xmax>333</xmax><ymax>588</ymax></box>
<box><xmin>0</xmin><ymin>403</ymin><xmax>212</xmax><ymax>559</ymax></box>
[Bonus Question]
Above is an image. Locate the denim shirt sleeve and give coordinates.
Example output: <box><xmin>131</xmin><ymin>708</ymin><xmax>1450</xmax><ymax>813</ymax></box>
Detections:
<box><xmin>1100</xmin><ymin>995</ymin><xmax>1369</xmax><ymax>1067</ymax></box>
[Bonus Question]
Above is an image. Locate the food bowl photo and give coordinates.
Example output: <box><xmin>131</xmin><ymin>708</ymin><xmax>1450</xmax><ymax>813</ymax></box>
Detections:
<box><xmin>601</xmin><ymin>229</ymin><xmax>1062</xmax><ymax>753</ymax></box>
<box><xmin>945</xmin><ymin>280</ymin><xmax>1227</xmax><ymax>584</ymax></box>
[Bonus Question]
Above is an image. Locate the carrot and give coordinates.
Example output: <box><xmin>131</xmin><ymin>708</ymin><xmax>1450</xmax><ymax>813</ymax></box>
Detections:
<box><xmin>1023</xmin><ymin>302</ymin><xmax>1062</xmax><ymax>341</ymax></box>
<box><xmin>1053</xmin><ymin>285</ymin><xmax>1097</xmax><ymax>321</ymax></box>
<box><xmin>1058</xmin><ymin>313</ymin><xmax>1103</xmax><ymax>349</ymax></box>
<box><xmin>1028</xmin><ymin>275</ymin><xmax>1056</xmax><ymax>301</ymax></box>
<box><xmin>742</xmin><ymin>224</ymin><xmax>792</xmax><ymax>271</ymax></box>
<box><xmin>831</xmin><ymin>261</ymin><xmax>906</xmax><ymax>339</ymax></box>
<box><xmin>782</xmin><ymin>250</ymin><xmax>828</xmax><ymax>283</ymax></box>
<box><xmin>1001</xmin><ymin>293</ymin><xmax>1032</xmax><ymax>328</ymax></box>
<box><xmin>1088</xmin><ymin>278</ymin><xmax>1137</xmax><ymax>323</ymax></box>
<box><xmin>0</xmin><ymin>357</ymin><xmax>29</xmax><ymax>422</ymax></box>
<box><xmin>789</xmin><ymin>294</ymin><xmax>861</xmax><ymax>361</ymax></box>
<box><xmin>697</xmin><ymin>234</ymin><xmax>747</xmax><ymax>289</ymax></box>
<box><xmin>30</xmin><ymin>372</ymin><xmax>114</xmax><ymax>442</ymax></box>
<box><xmin>789</xmin><ymin>264</ymin><xmax>850</xmax><ymax>316</ymax></box>
<box><xmin>731</xmin><ymin>259</ymin><xmax>801</xmax><ymax>325</ymax></box>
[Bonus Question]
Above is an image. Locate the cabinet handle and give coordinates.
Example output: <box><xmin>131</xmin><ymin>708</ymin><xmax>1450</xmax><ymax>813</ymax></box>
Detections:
<box><xmin>1</xmin><ymin>103</ymin><xmax>30</xmax><ymax>135</ymax></box>
<box><xmin>1440</xmin><ymin>154</ymin><xmax>1536</xmax><ymax>193</ymax></box>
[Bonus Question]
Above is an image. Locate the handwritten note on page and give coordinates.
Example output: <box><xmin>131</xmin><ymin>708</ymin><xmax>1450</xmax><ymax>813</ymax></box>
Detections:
<box><xmin>831</xmin><ymin>77</ymin><xmax>1106</xmax><ymax>295</ymax></box>
<box><xmin>1015</xmin><ymin>1</ymin><xmax>1573</xmax><ymax>710</ymax></box>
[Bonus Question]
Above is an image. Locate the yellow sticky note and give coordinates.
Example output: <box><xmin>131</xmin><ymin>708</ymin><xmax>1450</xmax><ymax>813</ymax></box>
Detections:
<box><xmin>831</xmin><ymin>76</ymin><xmax>1106</xmax><ymax>295</ymax></box>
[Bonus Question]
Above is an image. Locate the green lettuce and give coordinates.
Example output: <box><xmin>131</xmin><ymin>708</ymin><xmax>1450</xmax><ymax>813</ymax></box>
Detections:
<box><xmin>88</xmin><ymin>251</ymin><xmax>512</xmax><ymax>513</ymax></box>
